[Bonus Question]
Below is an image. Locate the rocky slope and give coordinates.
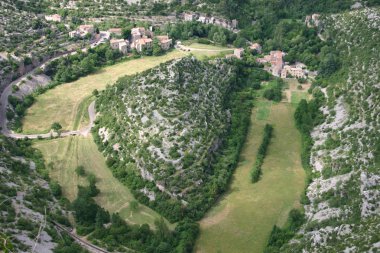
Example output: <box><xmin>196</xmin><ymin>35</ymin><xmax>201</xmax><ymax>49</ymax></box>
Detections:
<box><xmin>0</xmin><ymin>136</ymin><xmax>81</xmax><ymax>252</ymax></box>
<box><xmin>94</xmin><ymin>57</ymin><xmax>237</xmax><ymax>218</ymax></box>
<box><xmin>283</xmin><ymin>8</ymin><xmax>380</xmax><ymax>252</ymax></box>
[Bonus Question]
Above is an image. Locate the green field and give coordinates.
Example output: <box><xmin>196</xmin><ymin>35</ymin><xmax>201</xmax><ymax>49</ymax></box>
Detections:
<box><xmin>255</xmin><ymin>100</ymin><xmax>272</xmax><ymax>120</ymax></box>
<box><xmin>186</xmin><ymin>42</ymin><xmax>232</xmax><ymax>50</ymax></box>
<box><xmin>195</xmin><ymin>100</ymin><xmax>305</xmax><ymax>253</ymax></box>
<box><xmin>291</xmin><ymin>91</ymin><xmax>309</xmax><ymax>105</ymax></box>
<box><xmin>33</xmin><ymin>136</ymin><xmax>172</xmax><ymax>227</ymax></box>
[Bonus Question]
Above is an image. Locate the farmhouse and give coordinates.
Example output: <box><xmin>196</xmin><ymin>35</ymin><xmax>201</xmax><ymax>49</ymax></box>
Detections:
<box><xmin>133</xmin><ymin>38</ymin><xmax>153</xmax><ymax>52</ymax></box>
<box><xmin>110</xmin><ymin>39</ymin><xmax>130</xmax><ymax>54</ymax></box>
<box><xmin>250</xmin><ymin>43</ymin><xmax>262</xmax><ymax>53</ymax></box>
<box><xmin>110</xmin><ymin>39</ymin><xmax>124</xmax><ymax>49</ymax></box>
<box><xmin>79</xmin><ymin>25</ymin><xmax>95</xmax><ymax>34</ymax></box>
<box><xmin>118</xmin><ymin>41</ymin><xmax>129</xmax><ymax>54</ymax></box>
<box><xmin>131</xmin><ymin>27</ymin><xmax>152</xmax><ymax>42</ymax></box>
<box><xmin>281</xmin><ymin>65</ymin><xmax>306</xmax><ymax>78</ymax></box>
<box><xmin>70</xmin><ymin>24</ymin><xmax>95</xmax><ymax>38</ymax></box>
<box><xmin>234</xmin><ymin>48</ymin><xmax>244</xmax><ymax>59</ymax></box>
<box><xmin>256</xmin><ymin>51</ymin><xmax>285</xmax><ymax>76</ymax></box>
<box><xmin>45</xmin><ymin>14</ymin><xmax>61</xmax><ymax>22</ymax></box>
<box><xmin>156</xmin><ymin>35</ymin><xmax>172</xmax><ymax>50</ymax></box>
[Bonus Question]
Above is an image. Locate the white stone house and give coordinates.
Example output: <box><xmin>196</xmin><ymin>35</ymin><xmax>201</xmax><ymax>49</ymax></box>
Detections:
<box><xmin>45</xmin><ymin>14</ymin><xmax>62</xmax><ymax>22</ymax></box>
<box><xmin>234</xmin><ymin>48</ymin><xmax>244</xmax><ymax>59</ymax></box>
<box><xmin>156</xmin><ymin>35</ymin><xmax>172</xmax><ymax>50</ymax></box>
<box><xmin>118</xmin><ymin>41</ymin><xmax>129</xmax><ymax>54</ymax></box>
<box><xmin>134</xmin><ymin>38</ymin><xmax>153</xmax><ymax>52</ymax></box>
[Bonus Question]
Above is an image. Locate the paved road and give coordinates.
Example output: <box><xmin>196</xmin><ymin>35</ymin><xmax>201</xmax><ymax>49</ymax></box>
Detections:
<box><xmin>0</xmin><ymin>46</ymin><xmax>99</xmax><ymax>140</ymax></box>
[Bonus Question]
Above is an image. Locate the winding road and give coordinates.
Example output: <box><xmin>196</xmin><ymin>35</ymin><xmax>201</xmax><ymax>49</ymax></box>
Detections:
<box><xmin>0</xmin><ymin>53</ymin><xmax>97</xmax><ymax>140</ymax></box>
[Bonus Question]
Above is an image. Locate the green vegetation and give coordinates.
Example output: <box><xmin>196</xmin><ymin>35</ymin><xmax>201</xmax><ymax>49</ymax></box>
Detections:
<box><xmin>161</xmin><ymin>21</ymin><xmax>236</xmax><ymax>46</ymax></box>
<box><xmin>255</xmin><ymin>100</ymin><xmax>272</xmax><ymax>120</ymax></box>
<box><xmin>251</xmin><ymin>124</ymin><xmax>273</xmax><ymax>183</ymax></box>
<box><xmin>51</xmin><ymin>122</ymin><xmax>62</xmax><ymax>132</ymax></box>
<box><xmin>93</xmin><ymin>57</ymin><xmax>254</xmax><ymax>222</ymax></box>
<box><xmin>195</xmin><ymin>102</ymin><xmax>305</xmax><ymax>253</ymax></box>
<box><xmin>0</xmin><ymin>136</ymin><xmax>85</xmax><ymax>252</ymax></box>
<box><xmin>22</xmin><ymin>49</ymin><xmax>225</xmax><ymax>134</ymax></box>
<box><xmin>33</xmin><ymin>136</ymin><xmax>167</xmax><ymax>227</ymax></box>
<box><xmin>272</xmin><ymin>8</ymin><xmax>380</xmax><ymax>252</ymax></box>
<box><xmin>71</xmin><ymin>180</ymin><xmax>199</xmax><ymax>252</ymax></box>
<box><xmin>265</xmin><ymin>209</ymin><xmax>305</xmax><ymax>253</ymax></box>
<box><xmin>263</xmin><ymin>79</ymin><xmax>284</xmax><ymax>102</ymax></box>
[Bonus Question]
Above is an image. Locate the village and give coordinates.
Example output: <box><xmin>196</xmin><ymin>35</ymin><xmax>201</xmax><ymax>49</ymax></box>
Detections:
<box><xmin>66</xmin><ymin>24</ymin><xmax>173</xmax><ymax>54</ymax></box>
<box><xmin>64</xmin><ymin>20</ymin><xmax>310</xmax><ymax>80</ymax></box>
<box><xmin>227</xmin><ymin>43</ymin><xmax>311</xmax><ymax>79</ymax></box>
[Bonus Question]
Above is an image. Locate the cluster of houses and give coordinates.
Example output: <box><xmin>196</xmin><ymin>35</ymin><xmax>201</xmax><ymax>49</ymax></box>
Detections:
<box><xmin>228</xmin><ymin>43</ymin><xmax>308</xmax><ymax>79</ymax></box>
<box><xmin>183</xmin><ymin>12</ymin><xmax>238</xmax><ymax>31</ymax></box>
<box><xmin>257</xmin><ymin>50</ymin><xmax>307</xmax><ymax>78</ymax></box>
<box><xmin>68</xmin><ymin>24</ymin><xmax>172</xmax><ymax>54</ymax></box>
<box><xmin>110</xmin><ymin>27</ymin><xmax>172</xmax><ymax>53</ymax></box>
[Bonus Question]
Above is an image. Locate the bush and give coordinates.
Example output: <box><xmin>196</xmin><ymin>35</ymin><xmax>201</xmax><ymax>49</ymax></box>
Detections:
<box><xmin>263</xmin><ymin>80</ymin><xmax>284</xmax><ymax>102</ymax></box>
<box><xmin>251</xmin><ymin>124</ymin><xmax>273</xmax><ymax>183</ymax></box>
<box><xmin>75</xmin><ymin>166</ymin><xmax>86</xmax><ymax>176</ymax></box>
<box><xmin>49</xmin><ymin>181</ymin><xmax>62</xmax><ymax>198</ymax></box>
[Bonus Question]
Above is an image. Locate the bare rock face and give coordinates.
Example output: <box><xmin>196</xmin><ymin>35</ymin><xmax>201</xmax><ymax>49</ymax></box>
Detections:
<box><xmin>283</xmin><ymin>8</ymin><xmax>380</xmax><ymax>253</ymax></box>
<box><xmin>0</xmin><ymin>137</ymin><xmax>67</xmax><ymax>252</ymax></box>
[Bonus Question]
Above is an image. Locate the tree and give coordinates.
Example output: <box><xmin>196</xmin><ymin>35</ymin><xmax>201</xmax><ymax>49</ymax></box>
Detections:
<box><xmin>75</xmin><ymin>166</ymin><xmax>86</xmax><ymax>176</ymax></box>
<box><xmin>51</xmin><ymin>122</ymin><xmax>62</xmax><ymax>132</ymax></box>
<box><xmin>122</xmin><ymin>28</ymin><xmax>131</xmax><ymax>40</ymax></box>
<box><xmin>92</xmin><ymin>89</ymin><xmax>99</xmax><ymax>96</ymax></box>
<box><xmin>152</xmin><ymin>38</ymin><xmax>162</xmax><ymax>56</ymax></box>
<box><xmin>50</xmin><ymin>181</ymin><xmax>62</xmax><ymax>198</ymax></box>
<box><xmin>154</xmin><ymin>217</ymin><xmax>170</xmax><ymax>241</ymax></box>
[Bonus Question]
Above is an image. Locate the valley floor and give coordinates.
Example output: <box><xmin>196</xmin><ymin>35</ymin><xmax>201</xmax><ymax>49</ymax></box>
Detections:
<box><xmin>195</xmin><ymin>101</ymin><xmax>305</xmax><ymax>253</ymax></box>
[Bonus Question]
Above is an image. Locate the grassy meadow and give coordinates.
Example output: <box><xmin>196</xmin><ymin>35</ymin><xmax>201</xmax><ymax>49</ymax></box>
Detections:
<box><xmin>33</xmin><ymin>136</ymin><xmax>172</xmax><ymax>228</ymax></box>
<box><xmin>195</xmin><ymin>100</ymin><xmax>306</xmax><ymax>253</ymax></box>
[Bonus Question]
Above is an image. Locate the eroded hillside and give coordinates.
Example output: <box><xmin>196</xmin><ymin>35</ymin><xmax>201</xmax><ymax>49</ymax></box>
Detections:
<box><xmin>282</xmin><ymin>8</ymin><xmax>380</xmax><ymax>252</ymax></box>
<box><xmin>94</xmin><ymin>57</ymin><xmax>240</xmax><ymax>220</ymax></box>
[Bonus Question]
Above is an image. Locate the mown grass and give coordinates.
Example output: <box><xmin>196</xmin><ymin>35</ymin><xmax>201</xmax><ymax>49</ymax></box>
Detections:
<box><xmin>256</xmin><ymin>100</ymin><xmax>272</xmax><ymax>120</ymax></box>
<box><xmin>195</xmin><ymin>101</ymin><xmax>305</xmax><ymax>253</ymax></box>
<box><xmin>291</xmin><ymin>91</ymin><xmax>309</xmax><ymax>106</ymax></box>
<box><xmin>187</xmin><ymin>42</ymin><xmax>232</xmax><ymax>50</ymax></box>
<box><xmin>33</xmin><ymin>136</ymin><xmax>173</xmax><ymax>228</ymax></box>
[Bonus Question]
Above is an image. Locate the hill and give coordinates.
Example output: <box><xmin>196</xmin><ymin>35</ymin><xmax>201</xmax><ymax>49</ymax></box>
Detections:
<box><xmin>272</xmin><ymin>8</ymin><xmax>380</xmax><ymax>253</ymax></box>
<box><xmin>93</xmin><ymin>57</ymin><xmax>244</xmax><ymax>221</ymax></box>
